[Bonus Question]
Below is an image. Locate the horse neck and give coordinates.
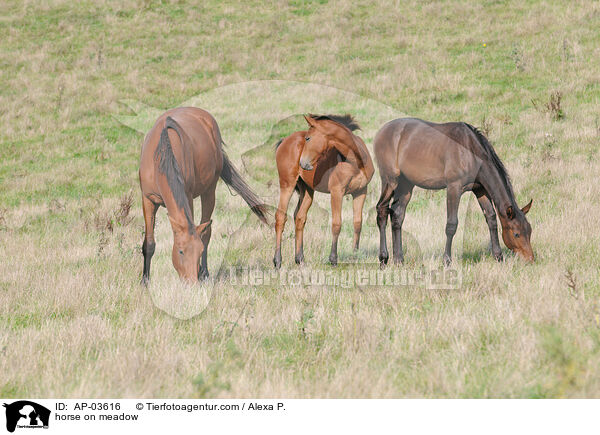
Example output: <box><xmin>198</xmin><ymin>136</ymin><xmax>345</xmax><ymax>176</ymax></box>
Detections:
<box><xmin>477</xmin><ymin>161</ymin><xmax>516</xmax><ymax>220</ymax></box>
<box><xmin>163</xmin><ymin>186</ymin><xmax>195</xmax><ymax>235</ymax></box>
<box><xmin>332</xmin><ymin>131</ymin><xmax>373</xmax><ymax>173</ymax></box>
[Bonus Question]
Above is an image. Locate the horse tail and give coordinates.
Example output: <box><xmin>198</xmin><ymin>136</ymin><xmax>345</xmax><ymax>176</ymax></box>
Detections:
<box><xmin>220</xmin><ymin>151</ymin><xmax>269</xmax><ymax>224</ymax></box>
<box><xmin>154</xmin><ymin>116</ymin><xmax>194</xmax><ymax>233</ymax></box>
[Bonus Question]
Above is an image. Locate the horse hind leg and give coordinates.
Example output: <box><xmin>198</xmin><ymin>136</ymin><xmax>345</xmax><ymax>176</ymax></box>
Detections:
<box><xmin>443</xmin><ymin>182</ymin><xmax>462</xmax><ymax>266</ymax></box>
<box><xmin>328</xmin><ymin>186</ymin><xmax>344</xmax><ymax>266</ymax></box>
<box><xmin>273</xmin><ymin>183</ymin><xmax>296</xmax><ymax>269</ymax></box>
<box><xmin>376</xmin><ymin>179</ymin><xmax>396</xmax><ymax>267</ymax></box>
<box><xmin>141</xmin><ymin>195</ymin><xmax>158</xmax><ymax>286</ymax></box>
<box><xmin>390</xmin><ymin>179</ymin><xmax>413</xmax><ymax>265</ymax></box>
<box><xmin>351</xmin><ymin>187</ymin><xmax>367</xmax><ymax>251</ymax></box>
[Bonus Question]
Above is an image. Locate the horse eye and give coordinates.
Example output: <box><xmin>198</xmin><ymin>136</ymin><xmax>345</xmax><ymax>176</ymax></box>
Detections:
<box><xmin>179</xmin><ymin>249</ymin><xmax>184</xmax><ymax>255</ymax></box>
<box><xmin>514</xmin><ymin>233</ymin><xmax>520</xmax><ymax>238</ymax></box>
<box><xmin>305</xmin><ymin>137</ymin><xmax>310</xmax><ymax>142</ymax></box>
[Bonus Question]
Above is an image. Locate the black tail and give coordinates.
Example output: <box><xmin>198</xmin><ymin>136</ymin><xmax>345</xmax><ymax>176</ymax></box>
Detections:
<box><xmin>220</xmin><ymin>152</ymin><xmax>269</xmax><ymax>224</ymax></box>
<box><xmin>154</xmin><ymin>116</ymin><xmax>195</xmax><ymax>233</ymax></box>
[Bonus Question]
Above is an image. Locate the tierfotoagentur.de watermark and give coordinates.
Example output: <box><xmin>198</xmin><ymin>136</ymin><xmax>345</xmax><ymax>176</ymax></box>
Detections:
<box><xmin>224</xmin><ymin>265</ymin><xmax>461</xmax><ymax>290</ymax></box>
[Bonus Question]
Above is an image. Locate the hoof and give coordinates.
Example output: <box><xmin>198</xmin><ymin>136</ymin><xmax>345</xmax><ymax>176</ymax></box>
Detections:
<box><xmin>493</xmin><ymin>252</ymin><xmax>504</xmax><ymax>262</ymax></box>
<box><xmin>198</xmin><ymin>269</ymin><xmax>209</xmax><ymax>281</ymax></box>
<box><xmin>273</xmin><ymin>257</ymin><xmax>281</xmax><ymax>270</ymax></box>
<box><xmin>379</xmin><ymin>254</ymin><xmax>389</xmax><ymax>269</ymax></box>
<box><xmin>295</xmin><ymin>253</ymin><xmax>304</xmax><ymax>265</ymax></box>
<box><xmin>393</xmin><ymin>257</ymin><xmax>404</xmax><ymax>266</ymax></box>
<box><xmin>443</xmin><ymin>255</ymin><xmax>452</xmax><ymax>267</ymax></box>
<box><xmin>329</xmin><ymin>255</ymin><xmax>338</xmax><ymax>266</ymax></box>
<box><xmin>141</xmin><ymin>276</ymin><xmax>149</xmax><ymax>287</ymax></box>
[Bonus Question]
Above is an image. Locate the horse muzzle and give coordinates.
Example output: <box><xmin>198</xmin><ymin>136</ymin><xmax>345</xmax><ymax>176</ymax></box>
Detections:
<box><xmin>517</xmin><ymin>249</ymin><xmax>535</xmax><ymax>263</ymax></box>
<box><xmin>299</xmin><ymin>157</ymin><xmax>313</xmax><ymax>171</ymax></box>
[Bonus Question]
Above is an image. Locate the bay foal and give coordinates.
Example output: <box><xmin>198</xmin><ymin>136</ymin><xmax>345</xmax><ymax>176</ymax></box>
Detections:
<box><xmin>273</xmin><ymin>114</ymin><xmax>374</xmax><ymax>268</ymax></box>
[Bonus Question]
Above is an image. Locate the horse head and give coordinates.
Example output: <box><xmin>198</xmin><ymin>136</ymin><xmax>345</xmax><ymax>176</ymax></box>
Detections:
<box><xmin>169</xmin><ymin>216</ymin><xmax>212</xmax><ymax>282</ymax></box>
<box><xmin>500</xmin><ymin>199</ymin><xmax>534</xmax><ymax>262</ymax></box>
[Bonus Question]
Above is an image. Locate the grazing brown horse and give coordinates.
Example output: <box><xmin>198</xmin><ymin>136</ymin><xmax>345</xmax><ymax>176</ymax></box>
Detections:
<box><xmin>139</xmin><ymin>107</ymin><xmax>267</xmax><ymax>284</ymax></box>
<box><xmin>374</xmin><ymin>118</ymin><xmax>533</xmax><ymax>266</ymax></box>
<box><xmin>273</xmin><ymin>114</ymin><xmax>374</xmax><ymax>268</ymax></box>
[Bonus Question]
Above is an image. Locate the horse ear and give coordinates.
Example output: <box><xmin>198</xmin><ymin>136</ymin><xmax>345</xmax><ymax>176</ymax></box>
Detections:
<box><xmin>168</xmin><ymin>214</ymin><xmax>187</xmax><ymax>234</ymax></box>
<box><xmin>303</xmin><ymin>115</ymin><xmax>317</xmax><ymax>128</ymax></box>
<box><xmin>196</xmin><ymin>220</ymin><xmax>212</xmax><ymax>237</ymax></box>
<box><xmin>506</xmin><ymin>206</ymin><xmax>515</xmax><ymax>220</ymax></box>
<box><xmin>521</xmin><ymin>199</ymin><xmax>533</xmax><ymax>215</ymax></box>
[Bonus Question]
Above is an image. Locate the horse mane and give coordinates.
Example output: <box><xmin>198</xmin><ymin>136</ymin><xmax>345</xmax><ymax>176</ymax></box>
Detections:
<box><xmin>464</xmin><ymin>123</ymin><xmax>515</xmax><ymax>199</ymax></box>
<box><xmin>273</xmin><ymin>114</ymin><xmax>369</xmax><ymax>173</ymax></box>
<box><xmin>309</xmin><ymin>113</ymin><xmax>373</xmax><ymax>174</ymax></box>
<box><xmin>273</xmin><ymin>114</ymin><xmax>359</xmax><ymax>148</ymax></box>
<box><xmin>154</xmin><ymin>116</ymin><xmax>195</xmax><ymax>234</ymax></box>
<box><xmin>308</xmin><ymin>114</ymin><xmax>361</xmax><ymax>132</ymax></box>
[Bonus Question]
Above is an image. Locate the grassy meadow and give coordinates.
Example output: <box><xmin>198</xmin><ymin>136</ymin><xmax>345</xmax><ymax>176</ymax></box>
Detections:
<box><xmin>1</xmin><ymin>0</ymin><xmax>600</xmax><ymax>398</ymax></box>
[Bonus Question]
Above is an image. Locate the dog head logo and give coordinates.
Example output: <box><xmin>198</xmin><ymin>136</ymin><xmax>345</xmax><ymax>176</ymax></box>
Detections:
<box><xmin>3</xmin><ymin>401</ymin><xmax>50</xmax><ymax>432</ymax></box>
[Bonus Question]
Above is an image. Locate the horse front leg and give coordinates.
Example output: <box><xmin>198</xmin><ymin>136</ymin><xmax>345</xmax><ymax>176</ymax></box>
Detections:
<box><xmin>294</xmin><ymin>184</ymin><xmax>314</xmax><ymax>265</ymax></box>
<box><xmin>273</xmin><ymin>184</ymin><xmax>295</xmax><ymax>269</ymax></box>
<box><xmin>329</xmin><ymin>187</ymin><xmax>343</xmax><ymax>266</ymax></box>
<box><xmin>443</xmin><ymin>183</ymin><xmax>462</xmax><ymax>266</ymax></box>
<box><xmin>474</xmin><ymin>187</ymin><xmax>503</xmax><ymax>261</ymax></box>
<box><xmin>141</xmin><ymin>195</ymin><xmax>158</xmax><ymax>286</ymax></box>
<box><xmin>351</xmin><ymin>187</ymin><xmax>367</xmax><ymax>251</ymax></box>
<box><xmin>198</xmin><ymin>184</ymin><xmax>216</xmax><ymax>281</ymax></box>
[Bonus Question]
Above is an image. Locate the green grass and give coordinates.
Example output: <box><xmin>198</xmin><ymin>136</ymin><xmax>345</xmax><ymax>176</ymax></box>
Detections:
<box><xmin>0</xmin><ymin>0</ymin><xmax>599</xmax><ymax>398</ymax></box>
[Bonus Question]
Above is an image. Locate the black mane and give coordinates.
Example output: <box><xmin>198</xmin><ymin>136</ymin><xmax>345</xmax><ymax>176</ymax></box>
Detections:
<box><xmin>273</xmin><ymin>114</ymin><xmax>360</xmax><ymax>149</ymax></box>
<box><xmin>464</xmin><ymin>123</ymin><xmax>515</xmax><ymax>199</ymax></box>
<box><xmin>309</xmin><ymin>114</ymin><xmax>361</xmax><ymax>132</ymax></box>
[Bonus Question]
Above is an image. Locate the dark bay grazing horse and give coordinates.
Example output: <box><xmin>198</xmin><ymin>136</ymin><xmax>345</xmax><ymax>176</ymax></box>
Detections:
<box><xmin>139</xmin><ymin>107</ymin><xmax>268</xmax><ymax>284</ymax></box>
<box><xmin>374</xmin><ymin>118</ymin><xmax>533</xmax><ymax>266</ymax></box>
<box><xmin>273</xmin><ymin>114</ymin><xmax>374</xmax><ymax>268</ymax></box>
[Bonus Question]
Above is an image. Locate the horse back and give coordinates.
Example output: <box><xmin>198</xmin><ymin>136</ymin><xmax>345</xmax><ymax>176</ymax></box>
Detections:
<box><xmin>374</xmin><ymin>118</ymin><xmax>481</xmax><ymax>188</ymax></box>
<box><xmin>139</xmin><ymin>107</ymin><xmax>223</xmax><ymax>202</ymax></box>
